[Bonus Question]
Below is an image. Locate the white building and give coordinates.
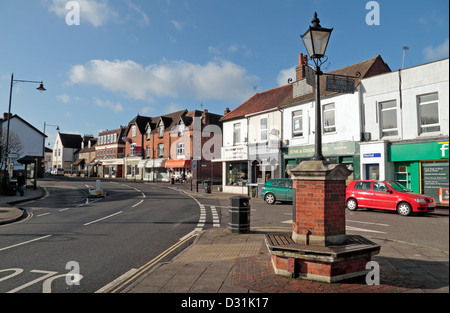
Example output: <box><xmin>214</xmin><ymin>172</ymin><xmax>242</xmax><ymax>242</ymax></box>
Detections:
<box><xmin>52</xmin><ymin>132</ymin><xmax>82</xmax><ymax>172</ymax></box>
<box><xmin>281</xmin><ymin>55</ymin><xmax>392</xmax><ymax>181</ymax></box>
<box><xmin>359</xmin><ymin>58</ymin><xmax>449</xmax><ymax>204</ymax></box>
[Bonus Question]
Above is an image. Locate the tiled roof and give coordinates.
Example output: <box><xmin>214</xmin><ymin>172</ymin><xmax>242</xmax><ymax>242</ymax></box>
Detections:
<box><xmin>221</xmin><ymin>55</ymin><xmax>390</xmax><ymax>121</ymax></box>
<box><xmin>59</xmin><ymin>133</ymin><xmax>83</xmax><ymax>149</ymax></box>
<box><xmin>220</xmin><ymin>84</ymin><xmax>293</xmax><ymax>122</ymax></box>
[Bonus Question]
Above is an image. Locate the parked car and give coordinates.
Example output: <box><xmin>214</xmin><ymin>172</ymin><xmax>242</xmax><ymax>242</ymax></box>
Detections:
<box><xmin>262</xmin><ymin>178</ymin><xmax>293</xmax><ymax>204</ymax></box>
<box><xmin>346</xmin><ymin>180</ymin><xmax>436</xmax><ymax>216</ymax></box>
<box><xmin>51</xmin><ymin>168</ymin><xmax>65</xmax><ymax>176</ymax></box>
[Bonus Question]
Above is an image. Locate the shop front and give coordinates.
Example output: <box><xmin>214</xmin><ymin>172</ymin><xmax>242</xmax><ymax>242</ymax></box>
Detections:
<box><xmin>283</xmin><ymin>141</ymin><xmax>360</xmax><ymax>183</ymax></box>
<box><xmin>144</xmin><ymin>158</ymin><xmax>168</xmax><ymax>182</ymax></box>
<box><xmin>220</xmin><ymin>144</ymin><xmax>249</xmax><ymax>194</ymax></box>
<box><xmin>389</xmin><ymin>139</ymin><xmax>449</xmax><ymax>206</ymax></box>
<box><xmin>165</xmin><ymin>158</ymin><xmax>191</xmax><ymax>182</ymax></box>
<box><xmin>100</xmin><ymin>159</ymin><xmax>124</xmax><ymax>178</ymax></box>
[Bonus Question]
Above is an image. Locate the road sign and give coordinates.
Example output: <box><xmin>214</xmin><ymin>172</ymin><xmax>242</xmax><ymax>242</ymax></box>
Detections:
<box><xmin>326</xmin><ymin>76</ymin><xmax>355</xmax><ymax>94</ymax></box>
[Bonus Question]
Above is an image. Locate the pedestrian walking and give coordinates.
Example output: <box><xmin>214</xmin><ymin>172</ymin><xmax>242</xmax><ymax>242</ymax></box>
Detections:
<box><xmin>17</xmin><ymin>171</ymin><xmax>26</xmax><ymax>196</ymax></box>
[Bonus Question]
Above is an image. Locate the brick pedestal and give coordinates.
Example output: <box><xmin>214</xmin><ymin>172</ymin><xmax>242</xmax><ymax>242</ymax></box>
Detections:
<box><xmin>265</xmin><ymin>160</ymin><xmax>380</xmax><ymax>283</ymax></box>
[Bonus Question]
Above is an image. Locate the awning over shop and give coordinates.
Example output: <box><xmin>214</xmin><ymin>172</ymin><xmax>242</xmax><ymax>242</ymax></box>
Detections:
<box><xmin>164</xmin><ymin>159</ymin><xmax>191</xmax><ymax>169</ymax></box>
<box><xmin>73</xmin><ymin>159</ymin><xmax>85</xmax><ymax>166</ymax></box>
<box><xmin>17</xmin><ymin>156</ymin><xmax>37</xmax><ymax>164</ymax></box>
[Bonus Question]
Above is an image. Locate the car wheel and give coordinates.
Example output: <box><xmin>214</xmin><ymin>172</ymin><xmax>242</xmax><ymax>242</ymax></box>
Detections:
<box><xmin>346</xmin><ymin>198</ymin><xmax>358</xmax><ymax>211</ymax></box>
<box><xmin>397</xmin><ymin>202</ymin><xmax>412</xmax><ymax>216</ymax></box>
<box><xmin>265</xmin><ymin>193</ymin><xmax>276</xmax><ymax>205</ymax></box>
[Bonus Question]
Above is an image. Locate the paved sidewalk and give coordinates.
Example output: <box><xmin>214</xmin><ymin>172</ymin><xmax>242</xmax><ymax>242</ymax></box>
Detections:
<box><xmin>0</xmin><ymin>187</ymin><xmax>45</xmax><ymax>225</ymax></box>
<box><xmin>128</xmin><ymin>184</ymin><xmax>449</xmax><ymax>294</ymax></box>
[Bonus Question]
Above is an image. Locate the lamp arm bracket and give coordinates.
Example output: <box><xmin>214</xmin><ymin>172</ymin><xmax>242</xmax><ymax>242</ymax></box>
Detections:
<box><xmin>322</xmin><ymin>71</ymin><xmax>361</xmax><ymax>79</ymax></box>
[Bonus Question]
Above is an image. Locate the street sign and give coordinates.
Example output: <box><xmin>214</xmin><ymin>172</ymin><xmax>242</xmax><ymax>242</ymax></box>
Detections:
<box><xmin>305</xmin><ymin>66</ymin><xmax>315</xmax><ymax>87</ymax></box>
<box><xmin>8</xmin><ymin>153</ymin><xmax>19</xmax><ymax>158</ymax></box>
<box><xmin>326</xmin><ymin>76</ymin><xmax>355</xmax><ymax>94</ymax></box>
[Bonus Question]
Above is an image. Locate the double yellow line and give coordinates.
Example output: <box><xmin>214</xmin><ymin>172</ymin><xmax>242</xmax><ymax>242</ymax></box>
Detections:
<box><xmin>102</xmin><ymin>232</ymin><xmax>196</xmax><ymax>293</ymax></box>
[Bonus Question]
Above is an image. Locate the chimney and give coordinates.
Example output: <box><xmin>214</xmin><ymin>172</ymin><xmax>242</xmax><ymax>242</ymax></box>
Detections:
<box><xmin>295</xmin><ymin>53</ymin><xmax>308</xmax><ymax>81</ymax></box>
<box><xmin>202</xmin><ymin>109</ymin><xmax>209</xmax><ymax>125</ymax></box>
<box><xmin>224</xmin><ymin>107</ymin><xmax>230</xmax><ymax>115</ymax></box>
<box><xmin>3</xmin><ymin>112</ymin><xmax>11</xmax><ymax>120</ymax></box>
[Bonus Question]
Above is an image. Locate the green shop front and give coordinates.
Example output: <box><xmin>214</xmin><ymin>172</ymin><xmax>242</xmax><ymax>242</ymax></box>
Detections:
<box><xmin>283</xmin><ymin>141</ymin><xmax>360</xmax><ymax>182</ymax></box>
<box><xmin>389</xmin><ymin>139</ymin><xmax>449</xmax><ymax>206</ymax></box>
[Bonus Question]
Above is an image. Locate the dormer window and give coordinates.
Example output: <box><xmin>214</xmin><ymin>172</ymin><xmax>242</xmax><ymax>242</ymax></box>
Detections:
<box><xmin>178</xmin><ymin>122</ymin><xmax>185</xmax><ymax>137</ymax></box>
<box><xmin>159</xmin><ymin>123</ymin><xmax>164</xmax><ymax>138</ymax></box>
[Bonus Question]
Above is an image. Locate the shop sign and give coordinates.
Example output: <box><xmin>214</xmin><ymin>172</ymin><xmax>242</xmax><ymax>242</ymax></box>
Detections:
<box><xmin>390</xmin><ymin>141</ymin><xmax>449</xmax><ymax>162</ymax></box>
<box><xmin>363</xmin><ymin>153</ymin><xmax>381</xmax><ymax>158</ymax></box>
<box><xmin>287</xmin><ymin>141</ymin><xmax>357</xmax><ymax>158</ymax></box>
<box><xmin>222</xmin><ymin>145</ymin><xmax>248</xmax><ymax>161</ymax></box>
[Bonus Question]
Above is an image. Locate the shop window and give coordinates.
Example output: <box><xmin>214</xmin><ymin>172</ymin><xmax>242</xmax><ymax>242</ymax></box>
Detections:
<box><xmin>380</xmin><ymin>100</ymin><xmax>398</xmax><ymax>137</ymax></box>
<box><xmin>418</xmin><ymin>93</ymin><xmax>440</xmax><ymax>134</ymax></box>
<box><xmin>292</xmin><ymin>110</ymin><xmax>303</xmax><ymax>137</ymax></box>
<box><xmin>323</xmin><ymin>103</ymin><xmax>336</xmax><ymax>133</ymax></box>
<box><xmin>226</xmin><ymin>162</ymin><xmax>248</xmax><ymax>186</ymax></box>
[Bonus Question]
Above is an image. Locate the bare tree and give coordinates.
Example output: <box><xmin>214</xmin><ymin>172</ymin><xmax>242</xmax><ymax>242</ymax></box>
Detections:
<box><xmin>0</xmin><ymin>130</ymin><xmax>24</xmax><ymax>172</ymax></box>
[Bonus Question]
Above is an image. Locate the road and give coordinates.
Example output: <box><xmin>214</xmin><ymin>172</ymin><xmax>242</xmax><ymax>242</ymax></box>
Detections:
<box><xmin>0</xmin><ymin>177</ymin><xmax>222</xmax><ymax>293</ymax></box>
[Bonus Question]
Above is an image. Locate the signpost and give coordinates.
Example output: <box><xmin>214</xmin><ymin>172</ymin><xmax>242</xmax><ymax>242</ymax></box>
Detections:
<box><xmin>326</xmin><ymin>75</ymin><xmax>355</xmax><ymax>94</ymax></box>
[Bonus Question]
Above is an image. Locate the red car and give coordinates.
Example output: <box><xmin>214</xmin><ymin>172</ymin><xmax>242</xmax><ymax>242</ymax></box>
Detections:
<box><xmin>346</xmin><ymin>180</ymin><xmax>436</xmax><ymax>216</ymax></box>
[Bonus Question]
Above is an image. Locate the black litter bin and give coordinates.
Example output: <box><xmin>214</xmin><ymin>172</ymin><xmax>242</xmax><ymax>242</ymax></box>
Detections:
<box><xmin>229</xmin><ymin>196</ymin><xmax>250</xmax><ymax>234</ymax></box>
<box><xmin>204</xmin><ymin>180</ymin><xmax>211</xmax><ymax>193</ymax></box>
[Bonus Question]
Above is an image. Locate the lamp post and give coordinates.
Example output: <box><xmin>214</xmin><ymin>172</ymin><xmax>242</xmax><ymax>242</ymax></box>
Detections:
<box><xmin>301</xmin><ymin>12</ymin><xmax>333</xmax><ymax>161</ymax></box>
<box><xmin>4</xmin><ymin>73</ymin><xmax>46</xmax><ymax>178</ymax></box>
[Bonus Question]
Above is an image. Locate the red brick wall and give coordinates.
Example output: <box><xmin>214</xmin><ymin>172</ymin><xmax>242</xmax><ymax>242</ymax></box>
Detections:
<box><xmin>293</xmin><ymin>179</ymin><xmax>346</xmax><ymax>239</ymax></box>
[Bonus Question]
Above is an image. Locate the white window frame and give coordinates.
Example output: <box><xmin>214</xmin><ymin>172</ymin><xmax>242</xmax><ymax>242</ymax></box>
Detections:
<box><xmin>292</xmin><ymin>110</ymin><xmax>303</xmax><ymax>137</ymax></box>
<box><xmin>379</xmin><ymin>100</ymin><xmax>398</xmax><ymax>138</ymax></box>
<box><xmin>233</xmin><ymin>123</ymin><xmax>241</xmax><ymax>145</ymax></box>
<box><xmin>260</xmin><ymin>116</ymin><xmax>268</xmax><ymax>142</ymax></box>
<box><xmin>177</xmin><ymin>142</ymin><xmax>185</xmax><ymax>158</ymax></box>
<box><xmin>418</xmin><ymin>92</ymin><xmax>440</xmax><ymax>134</ymax></box>
<box><xmin>131</xmin><ymin>126</ymin><xmax>136</xmax><ymax>138</ymax></box>
<box><xmin>322</xmin><ymin>103</ymin><xmax>336</xmax><ymax>134</ymax></box>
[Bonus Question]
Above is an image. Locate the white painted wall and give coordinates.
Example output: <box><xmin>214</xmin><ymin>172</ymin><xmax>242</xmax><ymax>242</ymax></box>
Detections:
<box><xmin>361</xmin><ymin>58</ymin><xmax>449</xmax><ymax>141</ymax></box>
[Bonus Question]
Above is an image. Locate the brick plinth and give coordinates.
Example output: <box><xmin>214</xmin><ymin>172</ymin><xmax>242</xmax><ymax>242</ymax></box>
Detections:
<box><xmin>292</xmin><ymin>179</ymin><xmax>347</xmax><ymax>246</ymax></box>
<box><xmin>271</xmin><ymin>254</ymin><xmax>371</xmax><ymax>283</ymax></box>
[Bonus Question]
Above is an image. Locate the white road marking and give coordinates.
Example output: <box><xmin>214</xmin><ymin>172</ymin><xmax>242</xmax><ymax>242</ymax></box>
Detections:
<box><xmin>83</xmin><ymin>211</ymin><xmax>123</xmax><ymax>226</ymax></box>
<box><xmin>0</xmin><ymin>235</ymin><xmax>52</xmax><ymax>252</ymax></box>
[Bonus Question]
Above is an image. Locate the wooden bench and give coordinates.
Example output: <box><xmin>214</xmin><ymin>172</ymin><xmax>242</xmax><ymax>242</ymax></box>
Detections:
<box><xmin>265</xmin><ymin>233</ymin><xmax>380</xmax><ymax>258</ymax></box>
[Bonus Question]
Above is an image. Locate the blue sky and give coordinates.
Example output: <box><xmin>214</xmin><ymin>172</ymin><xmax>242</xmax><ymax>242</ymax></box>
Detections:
<box><xmin>1</xmin><ymin>0</ymin><xmax>448</xmax><ymax>147</ymax></box>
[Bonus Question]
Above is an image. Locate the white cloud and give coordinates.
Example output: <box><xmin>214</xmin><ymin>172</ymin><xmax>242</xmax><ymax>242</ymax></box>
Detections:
<box><xmin>68</xmin><ymin>58</ymin><xmax>258</xmax><ymax>102</ymax></box>
<box><xmin>277</xmin><ymin>66</ymin><xmax>295</xmax><ymax>86</ymax></box>
<box><xmin>171</xmin><ymin>20</ymin><xmax>183</xmax><ymax>31</ymax></box>
<box><xmin>46</xmin><ymin>0</ymin><xmax>117</xmax><ymax>27</ymax></box>
<box><xmin>423</xmin><ymin>38</ymin><xmax>449</xmax><ymax>61</ymax></box>
<box><xmin>57</xmin><ymin>94</ymin><xmax>70</xmax><ymax>103</ymax></box>
<box><xmin>94</xmin><ymin>98</ymin><xmax>124</xmax><ymax>113</ymax></box>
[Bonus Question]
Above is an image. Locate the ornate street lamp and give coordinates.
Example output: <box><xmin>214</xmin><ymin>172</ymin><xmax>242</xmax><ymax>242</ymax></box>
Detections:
<box><xmin>3</xmin><ymin>73</ymin><xmax>46</xmax><ymax>179</ymax></box>
<box><xmin>301</xmin><ymin>12</ymin><xmax>333</xmax><ymax>160</ymax></box>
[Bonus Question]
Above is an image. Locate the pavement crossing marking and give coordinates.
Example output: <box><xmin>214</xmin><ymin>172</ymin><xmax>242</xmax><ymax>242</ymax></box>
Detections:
<box><xmin>210</xmin><ymin>206</ymin><xmax>220</xmax><ymax>228</ymax></box>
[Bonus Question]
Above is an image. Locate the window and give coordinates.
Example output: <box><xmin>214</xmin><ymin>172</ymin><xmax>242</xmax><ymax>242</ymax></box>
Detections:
<box><xmin>292</xmin><ymin>110</ymin><xmax>303</xmax><ymax>137</ymax></box>
<box><xmin>131</xmin><ymin>126</ymin><xmax>136</xmax><ymax>138</ymax></box>
<box><xmin>177</xmin><ymin>143</ymin><xmax>184</xmax><ymax>157</ymax></box>
<box><xmin>226</xmin><ymin>162</ymin><xmax>248</xmax><ymax>186</ymax></box>
<box><xmin>159</xmin><ymin>123</ymin><xmax>164</xmax><ymax>138</ymax></box>
<box><xmin>158</xmin><ymin>144</ymin><xmax>164</xmax><ymax>157</ymax></box>
<box><xmin>323</xmin><ymin>103</ymin><xmax>336</xmax><ymax>133</ymax></box>
<box><xmin>233</xmin><ymin>123</ymin><xmax>241</xmax><ymax>145</ymax></box>
<box><xmin>418</xmin><ymin>93</ymin><xmax>440</xmax><ymax>134</ymax></box>
<box><xmin>178</xmin><ymin>123</ymin><xmax>185</xmax><ymax>137</ymax></box>
<box><xmin>354</xmin><ymin>181</ymin><xmax>372</xmax><ymax>191</ymax></box>
<box><xmin>260</xmin><ymin>117</ymin><xmax>268</xmax><ymax>141</ymax></box>
<box><xmin>146</xmin><ymin>146</ymin><xmax>150</xmax><ymax>158</ymax></box>
<box><xmin>380</xmin><ymin>100</ymin><xmax>398</xmax><ymax>137</ymax></box>
<box><xmin>146</xmin><ymin>128</ymin><xmax>151</xmax><ymax>140</ymax></box>
<box><xmin>130</xmin><ymin>143</ymin><xmax>136</xmax><ymax>156</ymax></box>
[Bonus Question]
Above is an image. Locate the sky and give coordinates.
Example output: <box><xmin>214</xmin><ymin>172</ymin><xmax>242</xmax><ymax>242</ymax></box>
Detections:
<box><xmin>0</xmin><ymin>0</ymin><xmax>448</xmax><ymax>148</ymax></box>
